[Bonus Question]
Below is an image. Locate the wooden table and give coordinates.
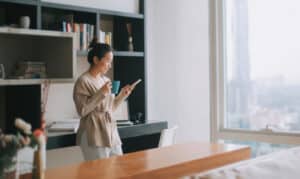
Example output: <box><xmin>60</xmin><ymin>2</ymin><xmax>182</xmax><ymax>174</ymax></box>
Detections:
<box><xmin>22</xmin><ymin>142</ymin><xmax>250</xmax><ymax>179</ymax></box>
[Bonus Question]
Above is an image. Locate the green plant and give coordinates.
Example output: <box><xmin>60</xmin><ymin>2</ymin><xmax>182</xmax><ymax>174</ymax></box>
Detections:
<box><xmin>0</xmin><ymin>118</ymin><xmax>39</xmax><ymax>178</ymax></box>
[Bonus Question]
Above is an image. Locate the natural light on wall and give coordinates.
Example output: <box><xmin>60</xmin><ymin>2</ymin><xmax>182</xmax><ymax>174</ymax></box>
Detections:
<box><xmin>211</xmin><ymin>0</ymin><xmax>300</xmax><ymax>156</ymax></box>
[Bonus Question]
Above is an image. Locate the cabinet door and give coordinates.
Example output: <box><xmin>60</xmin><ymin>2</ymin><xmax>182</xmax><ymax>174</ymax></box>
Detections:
<box><xmin>5</xmin><ymin>85</ymin><xmax>41</xmax><ymax>133</ymax></box>
<box><xmin>114</xmin><ymin>57</ymin><xmax>145</xmax><ymax>123</ymax></box>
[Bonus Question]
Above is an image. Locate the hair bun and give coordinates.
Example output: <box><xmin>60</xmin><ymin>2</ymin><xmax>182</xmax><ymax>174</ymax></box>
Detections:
<box><xmin>89</xmin><ymin>37</ymin><xmax>98</xmax><ymax>49</ymax></box>
<box><xmin>87</xmin><ymin>40</ymin><xmax>113</xmax><ymax>66</ymax></box>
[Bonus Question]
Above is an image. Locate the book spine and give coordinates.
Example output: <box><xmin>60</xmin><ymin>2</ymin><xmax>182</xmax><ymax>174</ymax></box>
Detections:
<box><xmin>80</xmin><ymin>23</ymin><xmax>84</xmax><ymax>50</ymax></box>
<box><xmin>83</xmin><ymin>24</ymin><xmax>87</xmax><ymax>50</ymax></box>
<box><xmin>62</xmin><ymin>21</ymin><xmax>66</xmax><ymax>32</ymax></box>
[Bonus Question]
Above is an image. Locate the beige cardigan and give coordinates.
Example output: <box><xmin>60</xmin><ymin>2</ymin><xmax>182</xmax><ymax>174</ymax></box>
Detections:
<box><xmin>73</xmin><ymin>72</ymin><xmax>126</xmax><ymax>147</ymax></box>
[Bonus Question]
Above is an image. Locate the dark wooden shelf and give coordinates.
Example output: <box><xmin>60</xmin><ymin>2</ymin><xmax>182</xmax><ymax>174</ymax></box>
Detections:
<box><xmin>0</xmin><ymin>78</ymin><xmax>74</xmax><ymax>86</ymax></box>
<box><xmin>76</xmin><ymin>50</ymin><xmax>88</xmax><ymax>56</ymax></box>
<box><xmin>77</xmin><ymin>50</ymin><xmax>144</xmax><ymax>57</ymax></box>
<box><xmin>114</xmin><ymin>51</ymin><xmax>144</xmax><ymax>57</ymax></box>
<box><xmin>41</xmin><ymin>2</ymin><xmax>144</xmax><ymax>19</ymax></box>
<box><xmin>41</xmin><ymin>2</ymin><xmax>98</xmax><ymax>13</ymax></box>
<box><xmin>0</xmin><ymin>0</ymin><xmax>37</xmax><ymax>6</ymax></box>
<box><xmin>99</xmin><ymin>9</ymin><xmax>144</xmax><ymax>19</ymax></box>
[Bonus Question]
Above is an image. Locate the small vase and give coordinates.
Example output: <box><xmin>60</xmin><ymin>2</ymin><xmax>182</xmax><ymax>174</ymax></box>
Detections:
<box><xmin>32</xmin><ymin>150</ymin><xmax>44</xmax><ymax>179</ymax></box>
<box><xmin>0</xmin><ymin>64</ymin><xmax>5</xmax><ymax>79</ymax></box>
<box><xmin>19</xmin><ymin>16</ymin><xmax>30</xmax><ymax>29</ymax></box>
<box><xmin>128</xmin><ymin>36</ymin><xmax>134</xmax><ymax>51</ymax></box>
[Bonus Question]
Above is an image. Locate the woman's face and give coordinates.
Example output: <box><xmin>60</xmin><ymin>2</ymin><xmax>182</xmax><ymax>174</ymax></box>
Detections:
<box><xmin>94</xmin><ymin>51</ymin><xmax>113</xmax><ymax>74</ymax></box>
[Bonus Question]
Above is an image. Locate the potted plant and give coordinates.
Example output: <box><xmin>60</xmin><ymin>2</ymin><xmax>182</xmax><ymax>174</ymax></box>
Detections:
<box><xmin>0</xmin><ymin>118</ymin><xmax>45</xmax><ymax>179</ymax></box>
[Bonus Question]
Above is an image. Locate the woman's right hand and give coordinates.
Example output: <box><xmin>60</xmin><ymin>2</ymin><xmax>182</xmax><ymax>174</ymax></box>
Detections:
<box><xmin>100</xmin><ymin>81</ymin><xmax>112</xmax><ymax>95</ymax></box>
<box><xmin>119</xmin><ymin>85</ymin><xmax>133</xmax><ymax>98</ymax></box>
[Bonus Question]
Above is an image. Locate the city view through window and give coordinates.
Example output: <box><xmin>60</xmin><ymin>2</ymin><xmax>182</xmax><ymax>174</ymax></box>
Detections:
<box><xmin>224</xmin><ymin>0</ymin><xmax>300</xmax><ymax>132</ymax></box>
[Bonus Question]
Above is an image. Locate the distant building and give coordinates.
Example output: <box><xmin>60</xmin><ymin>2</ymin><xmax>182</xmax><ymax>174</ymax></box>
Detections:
<box><xmin>227</xmin><ymin>0</ymin><xmax>251</xmax><ymax>129</ymax></box>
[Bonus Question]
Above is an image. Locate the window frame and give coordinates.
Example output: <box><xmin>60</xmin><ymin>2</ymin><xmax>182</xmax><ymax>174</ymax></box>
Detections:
<box><xmin>209</xmin><ymin>0</ymin><xmax>300</xmax><ymax>145</ymax></box>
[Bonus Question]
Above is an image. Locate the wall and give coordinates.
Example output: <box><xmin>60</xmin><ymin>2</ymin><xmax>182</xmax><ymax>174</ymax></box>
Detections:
<box><xmin>145</xmin><ymin>0</ymin><xmax>210</xmax><ymax>143</ymax></box>
<box><xmin>45</xmin><ymin>56</ymin><xmax>88</xmax><ymax>122</ymax></box>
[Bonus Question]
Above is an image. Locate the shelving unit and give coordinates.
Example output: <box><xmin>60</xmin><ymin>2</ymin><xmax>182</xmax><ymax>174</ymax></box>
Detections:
<box><xmin>0</xmin><ymin>0</ymin><xmax>147</xmax><ymax>132</ymax></box>
<box><xmin>0</xmin><ymin>27</ymin><xmax>76</xmax><ymax>84</ymax></box>
<box><xmin>0</xmin><ymin>1</ymin><xmax>37</xmax><ymax>28</ymax></box>
<box><xmin>0</xmin><ymin>27</ymin><xmax>75</xmax><ymax>133</ymax></box>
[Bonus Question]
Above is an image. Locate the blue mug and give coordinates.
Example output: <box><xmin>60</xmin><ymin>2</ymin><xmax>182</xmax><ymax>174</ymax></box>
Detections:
<box><xmin>112</xmin><ymin>80</ymin><xmax>120</xmax><ymax>94</ymax></box>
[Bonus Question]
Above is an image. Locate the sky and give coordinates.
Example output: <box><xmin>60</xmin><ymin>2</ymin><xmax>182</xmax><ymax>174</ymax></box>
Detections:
<box><xmin>226</xmin><ymin>0</ymin><xmax>300</xmax><ymax>84</ymax></box>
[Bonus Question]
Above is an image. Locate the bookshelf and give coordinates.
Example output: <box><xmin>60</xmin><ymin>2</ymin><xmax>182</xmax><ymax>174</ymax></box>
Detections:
<box><xmin>0</xmin><ymin>0</ymin><xmax>147</xmax><ymax>132</ymax></box>
<box><xmin>0</xmin><ymin>1</ymin><xmax>37</xmax><ymax>28</ymax></box>
<box><xmin>0</xmin><ymin>27</ymin><xmax>76</xmax><ymax>84</ymax></box>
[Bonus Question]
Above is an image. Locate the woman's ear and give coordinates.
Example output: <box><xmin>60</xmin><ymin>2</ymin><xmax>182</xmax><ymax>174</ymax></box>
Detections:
<box><xmin>93</xmin><ymin>56</ymin><xmax>99</xmax><ymax>65</ymax></box>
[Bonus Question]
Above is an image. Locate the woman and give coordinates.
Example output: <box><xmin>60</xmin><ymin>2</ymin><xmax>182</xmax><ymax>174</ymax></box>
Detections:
<box><xmin>73</xmin><ymin>42</ymin><xmax>133</xmax><ymax>160</ymax></box>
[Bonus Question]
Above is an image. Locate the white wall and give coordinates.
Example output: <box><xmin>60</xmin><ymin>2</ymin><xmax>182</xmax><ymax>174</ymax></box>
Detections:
<box><xmin>146</xmin><ymin>0</ymin><xmax>210</xmax><ymax>143</ymax></box>
<box><xmin>45</xmin><ymin>56</ymin><xmax>89</xmax><ymax>122</ymax></box>
<box><xmin>42</xmin><ymin>0</ymin><xmax>139</xmax><ymax>14</ymax></box>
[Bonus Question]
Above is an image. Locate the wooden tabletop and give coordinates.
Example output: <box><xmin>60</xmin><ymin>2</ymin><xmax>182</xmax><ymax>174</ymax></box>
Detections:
<box><xmin>22</xmin><ymin>142</ymin><xmax>250</xmax><ymax>179</ymax></box>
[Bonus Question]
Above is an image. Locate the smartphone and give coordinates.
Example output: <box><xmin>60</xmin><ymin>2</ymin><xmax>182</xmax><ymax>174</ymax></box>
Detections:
<box><xmin>131</xmin><ymin>79</ymin><xmax>142</xmax><ymax>89</ymax></box>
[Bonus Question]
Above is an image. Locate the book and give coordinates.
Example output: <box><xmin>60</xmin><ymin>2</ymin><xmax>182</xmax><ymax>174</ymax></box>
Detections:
<box><xmin>62</xmin><ymin>21</ymin><xmax>66</xmax><ymax>32</ymax></box>
<box><xmin>73</xmin><ymin>23</ymin><xmax>81</xmax><ymax>50</ymax></box>
<box><xmin>117</xmin><ymin>120</ymin><xmax>133</xmax><ymax>126</ymax></box>
<box><xmin>80</xmin><ymin>24</ymin><xmax>87</xmax><ymax>50</ymax></box>
<box><xmin>48</xmin><ymin>120</ymin><xmax>79</xmax><ymax>132</ymax></box>
<box><xmin>66</xmin><ymin>22</ymin><xmax>72</xmax><ymax>32</ymax></box>
<box><xmin>105</xmin><ymin>32</ymin><xmax>112</xmax><ymax>46</ymax></box>
<box><xmin>98</xmin><ymin>30</ymin><xmax>106</xmax><ymax>43</ymax></box>
<box><xmin>12</xmin><ymin>61</ymin><xmax>47</xmax><ymax>79</ymax></box>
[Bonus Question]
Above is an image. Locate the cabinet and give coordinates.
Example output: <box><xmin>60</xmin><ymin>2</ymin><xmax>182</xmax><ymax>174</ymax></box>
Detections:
<box><xmin>0</xmin><ymin>0</ymin><xmax>146</xmax><ymax>132</ymax></box>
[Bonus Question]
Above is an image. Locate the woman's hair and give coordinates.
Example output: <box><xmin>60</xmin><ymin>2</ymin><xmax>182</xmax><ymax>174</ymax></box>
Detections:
<box><xmin>87</xmin><ymin>38</ymin><xmax>113</xmax><ymax>65</ymax></box>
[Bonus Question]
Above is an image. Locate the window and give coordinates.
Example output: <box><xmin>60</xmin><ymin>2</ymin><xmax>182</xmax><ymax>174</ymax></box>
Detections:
<box><xmin>211</xmin><ymin>0</ymin><xmax>300</xmax><ymax>154</ymax></box>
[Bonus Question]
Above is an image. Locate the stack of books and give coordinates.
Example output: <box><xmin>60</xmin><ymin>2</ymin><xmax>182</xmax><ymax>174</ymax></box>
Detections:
<box><xmin>98</xmin><ymin>30</ymin><xmax>112</xmax><ymax>47</ymax></box>
<box><xmin>12</xmin><ymin>61</ymin><xmax>47</xmax><ymax>79</ymax></box>
<box><xmin>62</xmin><ymin>22</ymin><xmax>94</xmax><ymax>50</ymax></box>
<box><xmin>47</xmin><ymin>119</ymin><xmax>80</xmax><ymax>133</ymax></box>
<box><xmin>117</xmin><ymin>120</ymin><xmax>133</xmax><ymax>127</ymax></box>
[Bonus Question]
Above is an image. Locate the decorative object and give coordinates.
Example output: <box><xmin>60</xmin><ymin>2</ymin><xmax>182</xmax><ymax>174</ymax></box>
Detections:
<box><xmin>32</xmin><ymin>129</ymin><xmax>46</xmax><ymax>179</ymax></box>
<box><xmin>41</xmin><ymin>80</ymin><xmax>50</xmax><ymax>114</ymax></box>
<box><xmin>47</xmin><ymin>119</ymin><xmax>80</xmax><ymax>133</ymax></box>
<box><xmin>126</xmin><ymin>23</ymin><xmax>134</xmax><ymax>51</ymax></box>
<box><xmin>19</xmin><ymin>16</ymin><xmax>30</xmax><ymax>29</ymax></box>
<box><xmin>0</xmin><ymin>64</ymin><xmax>5</xmax><ymax>79</ymax></box>
<box><xmin>0</xmin><ymin>118</ymin><xmax>44</xmax><ymax>179</ymax></box>
<box><xmin>132</xmin><ymin>112</ymin><xmax>143</xmax><ymax>124</ymax></box>
<box><xmin>41</xmin><ymin>80</ymin><xmax>50</xmax><ymax>133</ymax></box>
<box><xmin>104</xmin><ymin>32</ymin><xmax>112</xmax><ymax>46</ymax></box>
<box><xmin>12</xmin><ymin>61</ymin><xmax>47</xmax><ymax>79</ymax></box>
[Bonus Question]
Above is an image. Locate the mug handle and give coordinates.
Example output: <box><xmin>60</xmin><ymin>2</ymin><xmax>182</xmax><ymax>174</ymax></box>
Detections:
<box><xmin>0</xmin><ymin>64</ymin><xmax>5</xmax><ymax>79</ymax></box>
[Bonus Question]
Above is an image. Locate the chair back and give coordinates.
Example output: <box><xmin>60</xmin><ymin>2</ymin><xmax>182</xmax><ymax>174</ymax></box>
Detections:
<box><xmin>158</xmin><ymin>125</ymin><xmax>178</xmax><ymax>147</ymax></box>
